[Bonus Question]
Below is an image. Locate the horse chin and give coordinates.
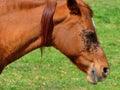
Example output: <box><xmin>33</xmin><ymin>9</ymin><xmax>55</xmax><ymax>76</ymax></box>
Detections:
<box><xmin>0</xmin><ymin>66</ymin><xmax>5</xmax><ymax>74</ymax></box>
<box><xmin>0</xmin><ymin>69</ymin><xmax>3</xmax><ymax>74</ymax></box>
<box><xmin>87</xmin><ymin>75</ymin><xmax>98</xmax><ymax>84</ymax></box>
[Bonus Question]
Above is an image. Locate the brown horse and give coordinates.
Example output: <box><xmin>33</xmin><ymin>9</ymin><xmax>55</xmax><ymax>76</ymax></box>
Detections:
<box><xmin>0</xmin><ymin>0</ymin><xmax>109</xmax><ymax>84</ymax></box>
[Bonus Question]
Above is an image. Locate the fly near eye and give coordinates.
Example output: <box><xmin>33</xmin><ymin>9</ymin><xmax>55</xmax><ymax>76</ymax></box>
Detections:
<box><xmin>85</xmin><ymin>31</ymin><xmax>97</xmax><ymax>43</ymax></box>
<box><xmin>80</xmin><ymin>30</ymin><xmax>99</xmax><ymax>51</ymax></box>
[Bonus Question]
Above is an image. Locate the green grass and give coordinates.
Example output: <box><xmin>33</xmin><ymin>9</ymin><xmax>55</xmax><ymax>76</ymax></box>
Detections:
<box><xmin>0</xmin><ymin>0</ymin><xmax>120</xmax><ymax>90</ymax></box>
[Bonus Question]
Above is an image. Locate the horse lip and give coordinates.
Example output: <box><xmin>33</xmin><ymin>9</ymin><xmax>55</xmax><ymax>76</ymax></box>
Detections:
<box><xmin>90</xmin><ymin>68</ymin><xmax>98</xmax><ymax>84</ymax></box>
<box><xmin>87</xmin><ymin>67</ymin><xmax>100</xmax><ymax>84</ymax></box>
<box><xmin>87</xmin><ymin>75</ymin><xmax>98</xmax><ymax>84</ymax></box>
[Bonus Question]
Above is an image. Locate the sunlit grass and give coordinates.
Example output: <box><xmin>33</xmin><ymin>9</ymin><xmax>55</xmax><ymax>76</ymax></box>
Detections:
<box><xmin>0</xmin><ymin>0</ymin><xmax>120</xmax><ymax>90</ymax></box>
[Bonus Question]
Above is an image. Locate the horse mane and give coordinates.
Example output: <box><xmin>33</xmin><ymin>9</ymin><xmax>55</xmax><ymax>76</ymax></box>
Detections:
<box><xmin>41</xmin><ymin>0</ymin><xmax>57</xmax><ymax>46</ymax></box>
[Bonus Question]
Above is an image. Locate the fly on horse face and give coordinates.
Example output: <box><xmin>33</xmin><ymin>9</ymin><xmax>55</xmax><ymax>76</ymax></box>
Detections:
<box><xmin>0</xmin><ymin>0</ymin><xmax>109</xmax><ymax>84</ymax></box>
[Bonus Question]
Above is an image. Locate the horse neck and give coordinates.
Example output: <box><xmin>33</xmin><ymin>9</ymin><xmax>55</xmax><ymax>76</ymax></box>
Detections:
<box><xmin>0</xmin><ymin>1</ymin><xmax>47</xmax><ymax>63</ymax></box>
<box><xmin>0</xmin><ymin>0</ymin><xmax>68</xmax><ymax>63</ymax></box>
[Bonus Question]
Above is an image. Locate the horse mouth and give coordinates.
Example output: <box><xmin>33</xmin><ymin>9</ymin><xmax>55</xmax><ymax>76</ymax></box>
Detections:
<box><xmin>86</xmin><ymin>67</ymin><xmax>104</xmax><ymax>84</ymax></box>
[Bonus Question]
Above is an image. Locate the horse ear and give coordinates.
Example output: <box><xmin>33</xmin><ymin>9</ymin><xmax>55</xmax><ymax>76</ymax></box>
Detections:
<box><xmin>67</xmin><ymin>0</ymin><xmax>81</xmax><ymax>15</ymax></box>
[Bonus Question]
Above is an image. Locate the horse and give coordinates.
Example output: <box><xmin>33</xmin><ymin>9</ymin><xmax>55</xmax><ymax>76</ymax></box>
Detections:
<box><xmin>0</xmin><ymin>0</ymin><xmax>109</xmax><ymax>84</ymax></box>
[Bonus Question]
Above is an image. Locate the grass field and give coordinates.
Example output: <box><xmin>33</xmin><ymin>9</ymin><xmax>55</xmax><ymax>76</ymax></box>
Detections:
<box><xmin>0</xmin><ymin>0</ymin><xmax>120</xmax><ymax>90</ymax></box>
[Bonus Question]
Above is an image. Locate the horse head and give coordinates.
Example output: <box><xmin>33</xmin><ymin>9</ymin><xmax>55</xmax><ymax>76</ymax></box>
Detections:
<box><xmin>53</xmin><ymin>0</ymin><xmax>110</xmax><ymax>84</ymax></box>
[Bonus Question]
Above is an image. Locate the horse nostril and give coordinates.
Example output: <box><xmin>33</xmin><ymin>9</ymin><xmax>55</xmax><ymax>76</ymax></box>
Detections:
<box><xmin>103</xmin><ymin>67</ymin><xmax>109</xmax><ymax>77</ymax></box>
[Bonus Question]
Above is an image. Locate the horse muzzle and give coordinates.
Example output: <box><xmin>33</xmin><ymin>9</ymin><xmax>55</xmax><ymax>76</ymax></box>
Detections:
<box><xmin>86</xmin><ymin>66</ymin><xmax>109</xmax><ymax>84</ymax></box>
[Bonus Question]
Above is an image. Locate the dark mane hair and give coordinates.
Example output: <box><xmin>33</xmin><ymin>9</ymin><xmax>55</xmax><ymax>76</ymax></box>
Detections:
<box><xmin>41</xmin><ymin>0</ymin><xmax>57</xmax><ymax>46</ymax></box>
